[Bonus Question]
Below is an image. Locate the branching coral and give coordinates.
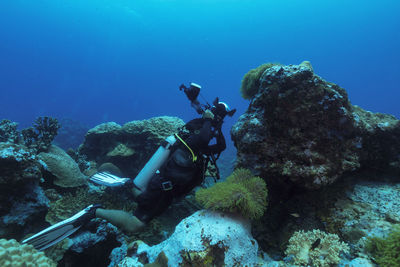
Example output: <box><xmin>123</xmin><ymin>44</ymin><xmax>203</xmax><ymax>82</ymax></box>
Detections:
<box><xmin>366</xmin><ymin>224</ymin><xmax>400</xmax><ymax>267</ymax></box>
<box><xmin>22</xmin><ymin>116</ymin><xmax>61</xmax><ymax>153</ymax></box>
<box><xmin>285</xmin><ymin>229</ymin><xmax>349</xmax><ymax>267</ymax></box>
<box><xmin>195</xmin><ymin>168</ymin><xmax>268</xmax><ymax>220</ymax></box>
<box><xmin>240</xmin><ymin>63</ymin><xmax>279</xmax><ymax>99</ymax></box>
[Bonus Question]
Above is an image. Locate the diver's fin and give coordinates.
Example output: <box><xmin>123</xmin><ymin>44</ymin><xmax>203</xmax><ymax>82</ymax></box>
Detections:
<box><xmin>22</xmin><ymin>204</ymin><xmax>100</xmax><ymax>251</ymax></box>
<box><xmin>90</xmin><ymin>172</ymin><xmax>130</xmax><ymax>187</ymax></box>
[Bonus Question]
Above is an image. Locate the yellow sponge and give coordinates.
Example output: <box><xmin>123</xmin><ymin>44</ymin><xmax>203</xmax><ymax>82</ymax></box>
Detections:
<box><xmin>0</xmin><ymin>239</ymin><xmax>56</xmax><ymax>267</ymax></box>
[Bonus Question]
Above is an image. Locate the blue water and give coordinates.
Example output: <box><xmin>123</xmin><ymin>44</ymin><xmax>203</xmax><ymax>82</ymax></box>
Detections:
<box><xmin>1</xmin><ymin>0</ymin><xmax>399</xmax><ymax>145</ymax></box>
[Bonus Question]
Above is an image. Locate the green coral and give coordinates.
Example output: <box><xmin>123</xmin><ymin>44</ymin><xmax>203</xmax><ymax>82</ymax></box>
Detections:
<box><xmin>195</xmin><ymin>168</ymin><xmax>268</xmax><ymax>220</ymax></box>
<box><xmin>240</xmin><ymin>63</ymin><xmax>278</xmax><ymax>99</ymax></box>
<box><xmin>366</xmin><ymin>224</ymin><xmax>400</xmax><ymax>267</ymax></box>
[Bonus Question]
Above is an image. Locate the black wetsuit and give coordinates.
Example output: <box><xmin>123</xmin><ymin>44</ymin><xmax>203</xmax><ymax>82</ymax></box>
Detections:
<box><xmin>134</xmin><ymin>118</ymin><xmax>226</xmax><ymax>223</ymax></box>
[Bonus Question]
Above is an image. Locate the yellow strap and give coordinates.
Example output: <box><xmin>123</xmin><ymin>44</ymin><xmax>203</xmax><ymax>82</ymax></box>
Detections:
<box><xmin>174</xmin><ymin>133</ymin><xmax>197</xmax><ymax>162</ymax></box>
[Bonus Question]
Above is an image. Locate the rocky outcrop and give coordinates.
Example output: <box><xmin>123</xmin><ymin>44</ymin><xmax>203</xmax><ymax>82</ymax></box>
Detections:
<box><xmin>0</xmin><ymin>143</ymin><xmax>41</xmax><ymax>185</ymax></box>
<box><xmin>56</xmin><ymin>221</ymin><xmax>124</xmax><ymax>267</ymax></box>
<box><xmin>79</xmin><ymin>116</ymin><xmax>185</xmax><ymax>177</ymax></box>
<box><xmin>353</xmin><ymin>106</ymin><xmax>400</xmax><ymax>171</ymax></box>
<box><xmin>232</xmin><ymin>62</ymin><xmax>400</xmax><ymax>190</ymax></box>
<box><xmin>0</xmin><ymin>142</ymin><xmax>49</xmax><ymax>239</ymax></box>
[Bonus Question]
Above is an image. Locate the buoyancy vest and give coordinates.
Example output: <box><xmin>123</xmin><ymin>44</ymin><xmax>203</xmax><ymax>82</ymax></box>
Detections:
<box><xmin>161</xmin><ymin>121</ymin><xmax>208</xmax><ymax>190</ymax></box>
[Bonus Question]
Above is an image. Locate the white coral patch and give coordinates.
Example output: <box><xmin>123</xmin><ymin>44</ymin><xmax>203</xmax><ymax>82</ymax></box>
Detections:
<box><xmin>130</xmin><ymin>210</ymin><xmax>259</xmax><ymax>267</ymax></box>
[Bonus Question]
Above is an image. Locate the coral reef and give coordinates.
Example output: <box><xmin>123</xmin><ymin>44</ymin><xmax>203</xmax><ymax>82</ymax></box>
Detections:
<box><xmin>79</xmin><ymin>116</ymin><xmax>185</xmax><ymax>177</ymax></box>
<box><xmin>366</xmin><ymin>224</ymin><xmax>400</xmax><ymax>267</ymax></box>
<box><xmin>196</xmin><ymin>168</ymin><xmax>268</xmax><ymax>220</ymax></box>
<box><xmin>45</xmin><ymin>186</ymin><xmax>137</xmax><ymax>225</ymax></box>
<box><xmin>0</xmin><ymin>142</ymin><xmax>48</xmax><ymax>239</ymax></box>
<box><xmin>21</xmin><ymin>116</ymin><xmax>61</xmax><ymax>153</ymax></box>
<box><xmin>39</xmin><ymin>145</ymin><xmax>87</xmax><ymax>188</ymax></box>
<box><xmin>0</xmin><ymin>182</ymin><xmax>49</xmax><ymax>239</ymax></box>
<box><xmin>0</xmin><ymin>117</ymin><xmax>60</xmax><ymax>153</ymax></box>
<box><xmin>319</xmin><ymin>175</ymin><xmax>400</xmax><ymax>257</ymax></box>
<box><xmin>120</xmin><ymin>210</ymin><xmax>259</xmax><ymax>266</ymax></box>
<box><xmin>0</xmin><ymin>142</ymin><xmax>41</xmax><ymax>185</ymax></box>
<box><xmin>232</xmin><ymin>61</ymin><xmax>400</xmax><ymax>190</ymax></box>
<box><xmin>57</xmin><ymin>221</ymin><xmax>124</xmax><ymax>267</ymax></box>
<box><xmin>285</xmin><ymin>229</ymin><xmax>349</xmax><ymax>267</ymax></box>
<box><xmin>353</xmin><ymin>106</ymin><xmax>400</xmax><ymax>172</ymax></box>
<box><xmin>0</xmin><ymin>119</ymin><xmax>20</xmax><ymax>143</ymax></box>
<box><xmin>0</xmin><ymin>238</ymin><xmax>56</xmax><ymax>267</ymax></box>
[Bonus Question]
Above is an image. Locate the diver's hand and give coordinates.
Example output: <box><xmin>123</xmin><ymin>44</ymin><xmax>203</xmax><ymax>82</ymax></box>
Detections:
<box><xmin>202</xmin><ymin>109</ymin><xmax>215</xmax><ymax>120</ymax></box>
<box><xmin>179</xmin><ymin>84</ymin><xmax>187</xmax><ymax>91</ymax></box>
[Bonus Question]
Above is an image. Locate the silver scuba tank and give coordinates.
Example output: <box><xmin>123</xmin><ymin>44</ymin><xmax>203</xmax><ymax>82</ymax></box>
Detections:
<box><xmin>133</xmin><ymin>135</ymin><xmax>177</xmax><ymax>191</ymax></box>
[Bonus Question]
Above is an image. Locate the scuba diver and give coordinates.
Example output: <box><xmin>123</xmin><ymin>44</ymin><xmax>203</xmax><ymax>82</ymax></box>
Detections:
<box><xmin>23</xmin><ymin>82</ymin><xmax>236</xmax><ymax>251</ymax></box>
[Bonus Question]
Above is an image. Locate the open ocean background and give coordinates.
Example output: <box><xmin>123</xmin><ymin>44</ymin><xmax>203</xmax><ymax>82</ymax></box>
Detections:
<box><xmin>1</xmin><ymin>0</ymin><xmax>399</xmax><ymax>150</ymax></box>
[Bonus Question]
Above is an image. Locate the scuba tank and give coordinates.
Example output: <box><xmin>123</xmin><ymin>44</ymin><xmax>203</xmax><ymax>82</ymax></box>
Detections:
<box><xmin>133</xmin><ymin>135</ymin><xmax>177</xmax><ymax>191</ymax></box>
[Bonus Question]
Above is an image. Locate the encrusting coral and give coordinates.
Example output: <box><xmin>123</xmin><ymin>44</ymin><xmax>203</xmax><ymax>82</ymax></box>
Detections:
<box><xmin>0</xmin><ymin>238</ymin><xmax>56</xmax><ymax>267</ymax></box>
<box><xmin>365</xmin><ymin>224</ymin><xmax>400</xmax><ymax>267</ymax></box>
<box><xmin>285</xmin><ymin>229</ymin><xmax>349</xmax><ymax>267</ymax></box>
<box><xmin>195</xmin><ymin>168</ymin><xmax>268</xmax><ymax>220</ymax></box>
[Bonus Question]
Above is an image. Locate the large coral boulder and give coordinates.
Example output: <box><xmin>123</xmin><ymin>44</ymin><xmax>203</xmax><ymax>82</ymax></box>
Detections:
<box><xmin>79</xmin><ymin>116</ymin><xmax>185</xmax><ymax>177</ymax></box>
<box><xmin>39</xmin><ymin>145</ymin><xmax>87</xmax><ymax>187</ymax></box>
<box><xmin>232</xmin><ymin>62</ymin><xmax>400</xmax><ymax>190</ymax></box>
<box><xmin>120</xmin><ymin>210</ymin><xmax>259</xmax><ymax>266</ymax></box>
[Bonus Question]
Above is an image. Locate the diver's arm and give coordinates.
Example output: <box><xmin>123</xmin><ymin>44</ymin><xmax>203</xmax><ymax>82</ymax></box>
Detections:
<box><xmin>186</xmin><ymin>119</ymin><xmax>214</xmax><ymax>149</ymax></box>
<box><xmin>204</xmin><ymin>129</ymin><xmax>226</xmax><ymax>155</ymax></box>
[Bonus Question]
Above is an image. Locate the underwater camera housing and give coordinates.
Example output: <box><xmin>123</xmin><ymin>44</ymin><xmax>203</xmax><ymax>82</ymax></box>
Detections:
<box><xmin>179</xmin><ymin>82</ymin><xmax>201</xmax><ymax>102</ymax></box>
<box><xmin>179</xmin><ymin>82</ymin><xmax>203</xmax><ymax>114</ymax></box>
<box><xmin>179</xmin><ymin>82</ymin><xmax>236</xmax><ymax>120</ymax></box>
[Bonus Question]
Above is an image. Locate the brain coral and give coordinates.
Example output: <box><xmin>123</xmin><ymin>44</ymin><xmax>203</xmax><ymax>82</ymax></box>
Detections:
<box><xmin>195</xmin><ymin>168</ymin><xmax>268</xmax><ymax>220</ymax></box>
<box><xmin>39</xmin><ymin>145</ymin><xmax>87</xmax><ymax>187</ymax></box>
<box><xmin>0</xmin><ymin>239</ymin><xmax>56</xmax><ymax>267</ymax></box>
<box><xmin>285</xmin><ymin>229</ymin><xmax>349</xmax><ymax>267</ymax></box>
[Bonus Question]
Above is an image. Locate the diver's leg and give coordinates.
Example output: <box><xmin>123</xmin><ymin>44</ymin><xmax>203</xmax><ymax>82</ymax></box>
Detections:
<box><xmin>133</xmin><ymin>174</ymin><xmax>174</xmax><ymax>223</ymax></box>
<box><xmin>95</xmin><ymin>209</ymin><xmax>145</xmax><ymax>233</ymax></box>
<box><xmin>132</xmin><ymin>187</ymin><xmax>142</xmax><ymax>199</ymax></box>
